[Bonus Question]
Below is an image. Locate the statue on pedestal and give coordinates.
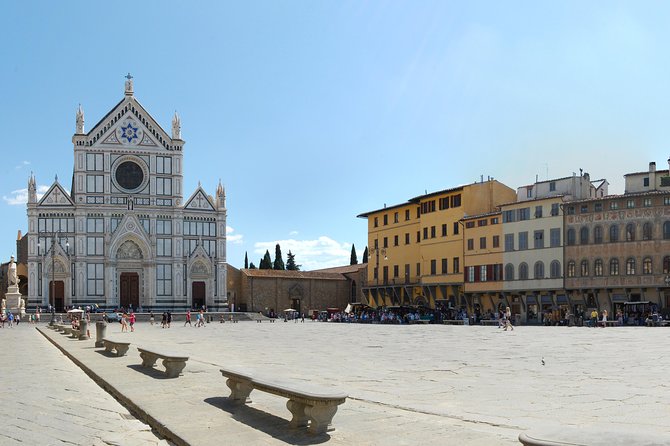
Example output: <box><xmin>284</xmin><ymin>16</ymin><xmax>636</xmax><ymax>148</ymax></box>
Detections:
<box><xmin>8</xmin><ymin>256</ymin><xmax>18</xmax><ymax>287</ymax></box>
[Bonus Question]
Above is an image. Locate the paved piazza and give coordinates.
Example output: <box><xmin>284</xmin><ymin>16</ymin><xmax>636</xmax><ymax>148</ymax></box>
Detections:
<box><xmin>4</xmin><ymin>320</ymin><xmax>670</xmax><ymax>445</ymax></box>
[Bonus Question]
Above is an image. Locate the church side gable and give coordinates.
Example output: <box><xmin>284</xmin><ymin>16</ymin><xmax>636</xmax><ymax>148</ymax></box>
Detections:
<box><xmin>37</xmin><ymin>182</ymin><xmax>75</xmax><ymax>207</ymax></box>
<box><xmin>184</xmin><ymin>187</ymin><xmax>215</xmax><ymax>211</ymax></box>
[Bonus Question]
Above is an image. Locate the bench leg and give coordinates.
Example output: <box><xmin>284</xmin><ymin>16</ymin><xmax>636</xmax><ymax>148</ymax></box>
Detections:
<box><xmin>116</xmin><ymin>345</ymin><xmax>129</xmax><ymax>357</ymax></box>
<box><xmin>140</xmin><ymin>351</ymin><xmax>158</xmax><ymax>367</ymax></box>
<box><xmin>225</xmin><ymin>378</ymin><xmax>253</xmax><ymax>404</ymax></box>
<box><xmin>286</xmin><ymin>400</ymin><xmax>310</xmax><ymax>428</ymax></box>
<box><xmin>104</xmin><ymin>344</ymin><xmax>114</xmax><ymax>353</ymax></box>
<box><xmin>163</xmin><ymin>359</ymin><xmax>186</xmax><ymax>378</ymax></box>
<box><xmin>305</xmin><ymin>404</ymin><xmax>338</xmax><ymax>434</ymax></box>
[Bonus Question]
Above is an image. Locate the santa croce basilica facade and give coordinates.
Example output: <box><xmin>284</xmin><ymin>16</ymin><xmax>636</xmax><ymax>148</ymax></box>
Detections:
<box><xmin>26</xmin><ymin>77</ymin><xmax>227</xmax><ymax>311</ymax></box>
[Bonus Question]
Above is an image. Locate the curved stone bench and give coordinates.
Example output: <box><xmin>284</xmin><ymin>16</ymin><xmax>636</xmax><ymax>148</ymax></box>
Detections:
<box><xmin>519</xmin><ymin>427</ymin><xmax>664</xmax><ymax>446</ymax></box>
<box><xmin>137</xmin><ymin>347</ymin><xmax>188</xmax><ymax>378</ymax></box>
<box><xmin>220</xmin><ymin>367</ymin><xmax>347</xmax><ymax>434</ymax></box>
<box><xmin>102</xmin><ymin>338</ymin><xmax>130</xmax><ymax>357</ymax></box>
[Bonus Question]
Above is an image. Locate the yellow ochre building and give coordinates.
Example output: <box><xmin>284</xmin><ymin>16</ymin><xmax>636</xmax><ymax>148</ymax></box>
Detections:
<box><xmin>357</xmin><ymin>179</ymin><xmax>515</xmax><ymax>309</ymax></box>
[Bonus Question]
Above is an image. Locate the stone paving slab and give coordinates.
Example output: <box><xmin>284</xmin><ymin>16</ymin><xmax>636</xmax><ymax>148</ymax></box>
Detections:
<box><xmin>0</xmin><ymin>324</ymin><xmax>169</xmax><ymax>445</ymax></box>
<box><xmin>16</xmin><ymin>321</ymin><xmax>670</xmax><ymax>445</ymax></box>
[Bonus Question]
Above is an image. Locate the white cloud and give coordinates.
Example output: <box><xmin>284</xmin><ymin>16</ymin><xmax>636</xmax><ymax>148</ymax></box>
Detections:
<box><xmin>15</xmin><ymin>160</ymin><xmax>31</xmax><ymax>170</ymax></box>
<box><xmin>3</xmin><ymin>185</ymin><xmax>49</xmax><ymax>205</ymax></box>
<box><xmin>226</xmin><ymin>225</ymin><xmax>243</xmax><ymax>244</ymax></box>
<box><xmin>289</xmin><ymin>230</ymin><xmax>299</xmax><ymax>236</ymax></box>
<box><xmin>254</xmin><ymin>236</ymin><xmax>352</xmax><ymax>270</ymax></box>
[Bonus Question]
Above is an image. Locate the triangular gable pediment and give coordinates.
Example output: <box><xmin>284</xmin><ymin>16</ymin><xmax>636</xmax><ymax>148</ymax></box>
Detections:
<box><xmin>108</xmin><ymin>214</ymin><xmax>152</xmax><ymax>259</ymax></box>
<box><xmin>184</xmin><ymin>187</ymin><xmax>215</xmax><ymax>211</ymax></box>
<box><xmin>38</xmin><ymin>182</ymin><xmax>74</xmax><ymax>207</ymax></box>
<box><xmin>85</xmin><ymin>96</ymin><xmax>176</xmax><ymax>151</ymax></box>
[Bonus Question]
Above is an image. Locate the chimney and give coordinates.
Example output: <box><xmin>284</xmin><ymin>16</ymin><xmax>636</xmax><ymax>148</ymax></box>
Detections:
<box><xmin>650</xmin><ymin>161</ymin><xmax>656</xmax><ymax>172</ymax></box>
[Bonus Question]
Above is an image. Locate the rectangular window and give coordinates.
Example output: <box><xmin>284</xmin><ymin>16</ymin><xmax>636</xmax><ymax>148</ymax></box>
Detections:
<box><xmin>183</xmin><ymin>239</ymin><xmax>197</xmax><ymax>256</ymax></box>
<box><xmin>526</xmin><ymin>188</ymin><xmax>533</xmax><ymax>198</ymax></box>
<box><xmin>439</xmin><ymin>197</ymin><xmax>449</xmax><ymax>210</ymax></box>
<box><xmin>594</xmin><ymin>203</ymin><xmax>603</xmax><ymax>212</ymax></box>
<box><xmin>383</xmin><ymin>237</ymin><xmax>388</xmax><ymax>248</ymax></box>
<box><xmin>394</xmin><ymin>235</ymin><xmax>399</xmax><ymax>246</ymax></box>
<box><xmin>550</xmin><ymin>228</ymin><xmax>561</xmax><ymax>247</ymax></box>
<box><xmin>156</xmin><ymin>238</ymin><xmax>172</xmax><ymax>256</ymax></box>
<box><xmin>86</xmin><ymin>153</ymin><xmax>103</xmax><ymax>171</ymax></box>
<box><xmin>430</xmin><ymin>226</ymin><xmax>436</xmax><ymax>238</ymax></box>
<box><xmin>479</xmin><ymin>237</ymin><xmax>486</xmax><ymax>249</ymax></box>
<box><xmin>86</xmin><ymin>217</ymin><xmax>104</xmax><ymax>233</ymax></box>
<box><xmin>383</xmin><ymin>214</ymin><xmax>388</xmax><ymax>225</ymax></box>
<box><xmin>665</xmin><ymin>197</ymin><xmax>670</xmax><ymax>206</ymax></box>
<box><xmin>156</xmin><ymin>264</ymin><xmax>172</xmax><ymax>296</ymax></box>
<box><xmin>423</xmin><ymin>227</ymin><xmax>428</xmax><ymax>240</ymax></box>
<box><xmin>140</xmin><ymin>218</ymin><xmax>150</xmax><ymax>234</ymax></box>
<box><xmin>551</xmin><ymin>203</ymin><xmax>559</xmax><ymax>216</ymax></box>
<box><xmin>643</xmin><ymin>177</ymin><xmax>649</xmax><ymax>187</ymax></box>
<box><xmin>86</xmin><ymin>237</ymin><xmax>104</xmax><ymax>255</ymax></box>
<box><xmin>405</xmin><ymin>209</ymin><xmax>410</xmax><ymax>221</ymax></box>
<box><xmin>393</xmin><ymin>212</ymin><xmax>399</xmax><ymax>223</ymax></box>
<box><xmin>416</xmin><ymin>231</ymin><xmax>420</xmax><ymax>243</ymax></box>
<box><xmin>453</xmin><ymin>257</ymin><xmax>460</xmax><ymax>274</ymax></box>
<box><xmin>441</xmin><ymin>258</ymin><xmax>448</xmax><ymax>274</ymax></box>
<box><xmin>156</xmin><ymin>156</ymin><xmax>172</xmax><ymax>174</ymax></box>
<box><xmin>405</xmin><ymin>233</ymin><xmax>410</xmax><ymax>245</ymax></box>
<box><xmin>202</xmin><ymin>239</ymin><xmax>216</xmax><ymax>257</ymax></box>
<box><xmin>86</xmin><ymin>175</ymin><xmax>104</xmax><ymax>193</ymax></box>
<box><xmin>580</xmin><ymin>205</ymin><xmax>588</xmax><ymax>213</ymax></box>
<box><xmin>610</xmin><ymin>201</ymin><xmax>619</xmax><ymax>210</ymax></box>
<box><xmin>534</xmin><ymin>230</ymin><xmax>544</xmax><ymax>249</ymax></box>
<box><xmin>451</xmin><ymin>194</ymin><xmax>461</xmax><ymax>207</ymax></box>
<box><xmin>156</xmin><ymin>219</ymin><xmax>172</xmax><ymax>235</ymax></box>
<box><xmin>505</xmin><ymin>233</ymin><xmax>514</xmax><ymax>252</ymax></box>
<box><xmin>87</xmin><ymin>263</ymin><xmax>104</xmax><ymax>296</ymax></box>
<box><xmin>416</xmin><ymin>262</ymin><xmax>421</xmax><ymax>276</ymax></box>
<box><xmin>453</xmin><ymin>222</ymin><xmax>459</xmax><ymax>235</ymax></box>
<box><xmin>566</xmin><ymin>206</ymin><xmax>575</xmax><ymax>215</ymax></box>
<box><xmin>518</xmin><ymin>232</ymin><xmax>528</xmax><ymax>250</ymax></box>
<box><xmin>535</xmin><ymin>206</ymin><xmax>543</xmax><ymax>218</ymax></box>
<box><xmin>493</xmin><ymin>235</ymin><xmax>500</xmax><ymax>248</ymax></box>
<box><xmin>549</xmin><ymin>181</ymin><xmax>556</xmax><ymax>191</ymax></box>
<box><xmin>480</xmin><ymin>265</ymin><xmax>487</xmax><ymax>282</ymax></box>
<box><xmin>627</xmin><ymin>199</ymin><xmax>635</xmax><ymax>209</ymax></box>
<box><xmin>478</xmin><ymin>219</ymin><xmax>487</xmax><ymax>227</ymax></box>
<box><xmin>467</xmin><ymin>239</ymin><xmax>474</xmax><ymax>250</ymax></box>
<box><xmin>442</xmin><ymin>224</ymin><xmax>447</xmax><ymax>236</ymax></box>
<box><xmin>111</xmin><ymin>217</ymin><xmax>121</xmax><ymax>233</ymax></box>
<box><xmin>393</xmin><ymin>265</ymin><xmax>399</xmax><ymax>278</ymax></box>
<box><xmin>467</xmin><ymin>266</ymin><xmax>475</xmax><ymax>282</ymax></box>
<box><xmin>503</xmin><ymin>210</ymin><xmax>516</xmax><ymax>223</ymax></box>
<box><xmin>518</xmin><ymin>208</ymin><xmax>530</xmax><ymax>221</ymax></box>
<box><xmin>374</xmin><ymin>217</ymin><xmax>378</xmax><ymax>227</ymax></box>
<box><xmin>430</xmin><ymin>260</ymin><xmax>436</xmax><ymax>275</ymax></box>
<box><xmin>156</xmin><ymin>177</ymin><xmax>172</xmax><ymax>195</ymax></box>
<box><xmin>643</xmin><ymin>198</ymin><xmax>652</xmax><ymax>207</ymax></box>
<box><xmin>490</xmin><ymin>217</ymin><xmax>499</xmax><ymax>224</ymax></box>
<box><xmin>465</xmin><ymin>221</ymin><xmax>475</xmax><ymax>229</ymax></box>
<box><xmin>420</xmin><ymin>200</ymin><xmax>436</xmax><ymax>214</ymax></box>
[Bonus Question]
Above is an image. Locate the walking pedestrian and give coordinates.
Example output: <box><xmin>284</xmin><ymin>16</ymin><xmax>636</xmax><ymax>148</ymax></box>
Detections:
<box><xmin>167</xmin><ymin>311</ymin><xmax>172</xmax><ymax>328</ymax></box>
<box><xmin>149</xmin><ymin>311</ymin><xmax>155</xmax><ymax>326</ymax></box>
<box><xmin>184</xmin><ymin>310</ymin><xmax>192</xmax><ymax>327</ymax></box>
<box><xmin>504</xmin><ymin>306</ymin><xmax>514</xmax><ymax>331</ymax></box>
<box><xmin>121</xmin><ymin>313</ymin><xmax>128</xmax><ymax>332</ymax></box>
<box><xmin>129</xmin><ymin>311</ymin><xmax>136</xmax><ymax>332</ymax></box>
<box><xmin>161</xmin><ymin>312</ymin><xmax>167</xmax><ymax>328</ymax></box>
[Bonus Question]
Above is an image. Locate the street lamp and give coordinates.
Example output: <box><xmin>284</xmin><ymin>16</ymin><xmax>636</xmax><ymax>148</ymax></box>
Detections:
<box><xmin>368</xmin><ymin>246</ymin><xmax>387</xmax><ymax>305</ymax></box>
<box><xmin>37</xmin><ymin>231</ymin><xmax>69</xmax><ymax>324</ymax></box>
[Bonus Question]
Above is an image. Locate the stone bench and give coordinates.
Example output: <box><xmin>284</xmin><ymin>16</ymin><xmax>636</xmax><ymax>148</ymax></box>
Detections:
<box><xmin>137</xmin><ymin>347</ymin><xmax>188</xmax><ymax>378</ymax></box>
<box><xmin>443</xmin><ymin>320</ymin><xmax>465</xmax><ymax>325</ymax></box>
<box><xmin>70</xmin><ymin>328</ymin><xmax>81</xmax><ymax>339</ymax></box>
<box><xmin>480</xmin><ymin>320</ymin><xmax>500</xmax><ymax>326</ymax></box>
<box><xmin>220</xmin><ymin>367</ymin><xmax>347</xmax><ymax>434</ymax></box>
<box><xmin>409</xmin><ymin>319</ymin><xmax>430</xmax><ymax>324</ymax></box>
<box><xmin>62</xmin><ymin>326</ymin><xmax>74</xmax><ymax>335</ymax></box>
<box><xmin>518</xmin><ymin>427</ymin><xmax>662</xmax><ymax>445</ymax></box>
<box><xmin>102</xmin><ymin>338</ymin><xmax>131</xmax><ymax>357</ymax></box>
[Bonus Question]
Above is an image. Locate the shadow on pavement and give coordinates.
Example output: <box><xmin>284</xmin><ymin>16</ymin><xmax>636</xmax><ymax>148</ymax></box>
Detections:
<box><xmin>204</xmin><ymin>396</ymin><xmax>331</xmax><ymax>445</ymax></box>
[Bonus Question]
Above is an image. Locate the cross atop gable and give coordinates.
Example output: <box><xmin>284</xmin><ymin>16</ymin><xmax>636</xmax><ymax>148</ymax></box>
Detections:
<box><xmin>38</xmin><ymin>181</ymin><xmax>75</xmax><ymax>207</ymax></box>
<box><xmin>184</xmin><ymin>187</ymin><xmax>215</xmax><ymax>211</ymax></box>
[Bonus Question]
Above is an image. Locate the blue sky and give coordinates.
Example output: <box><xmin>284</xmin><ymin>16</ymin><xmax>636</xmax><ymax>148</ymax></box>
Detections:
<box><xmin>2</xmin><ymin>1</ymin><xmax>670</xmax><ymax>269</ymax></box>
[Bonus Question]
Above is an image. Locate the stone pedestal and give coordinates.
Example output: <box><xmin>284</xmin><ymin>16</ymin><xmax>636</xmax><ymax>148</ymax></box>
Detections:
<box><xmin>5</xmin><ymin>285</ymin><xmax>25</xmax><ymax>317</ymax></box>
<box><xmin>95</xmin><ymin>321</ymin><xmax>107</xmax><ymax>347</ymax></box>
<box><xmin>79</xmin><ymin>319</ymin><xmax>90</xmax><ymax>340</ymax></box>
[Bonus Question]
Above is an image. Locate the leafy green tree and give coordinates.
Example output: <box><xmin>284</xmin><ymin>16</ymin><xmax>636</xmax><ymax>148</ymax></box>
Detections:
<box><xmin>286</xmin><ymin>250</ymin><xmax>301</xmax><ymax>271</ymax></box>
<box><xmin>244</xmin><ymin>252</ymin><xmax>249</xmax><ymax>269</ymax></box>
<box><xmin>273</xmin><ymin>243</ymin><xmax>285</xmax><ymax>270</ymax></box>
<box><xmin>362</xmin><ymin>246</ymin><xmax>369</xmax><ymax>263</ymax></box>
<box><xmin>260</xmin><ymin>250</ymin><xmax>273</xmax><ymax>269</ymax></box>
<box><xmin>350</xmin><ymin>244</ymin><xmax>358</xmax><ymax>265</ymax></box>
<box><xmin>249</xmin><ymin>262</ymin><xmax>257</xmax><ymax>269</ymax></box>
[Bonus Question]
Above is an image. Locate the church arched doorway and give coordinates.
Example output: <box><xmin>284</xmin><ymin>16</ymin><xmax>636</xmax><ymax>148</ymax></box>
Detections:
<box><xmin>120</xmin><ymin>272</ymin><xmax>139</xmax><ymax>310</ymax></box>
<box><xmin>192</xmin><ymin>281</ymin><xmax>206</xmax><ymax>310</ymax></box>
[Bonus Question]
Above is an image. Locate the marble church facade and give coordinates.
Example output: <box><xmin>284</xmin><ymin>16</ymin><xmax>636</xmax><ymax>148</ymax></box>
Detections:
<box><xmin>26</xmin><ymin>77</ymin><xmax>227</xmax><ymax>311</ymax></box>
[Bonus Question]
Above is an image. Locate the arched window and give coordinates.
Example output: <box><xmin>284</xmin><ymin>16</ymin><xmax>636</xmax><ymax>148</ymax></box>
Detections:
<box><xmin>610</xmin><ymin>258</ymin><xmax>619</xmax><ymax>276</ymax></box>
<box><xmin>643</xmin><ymin>222</ymin><xmax>652</xmax><ymax>241</ymax></box>
<box><xmin>610</xmin><ymin>225</ymin><xmax>619</xmax><ymax>242</ymax></box>
<box><xmin>550</xmin><ymin>260</ymin><xmax>561</xmax><ymax>278</ymax></box>
<box><xmin>594</xmin><ymin>259</ymin><xmax>603</xmax><ymax>276</ymax></box>
<box><xmin>534</xmin><ymin>261</ymin><xmax>545</xmax><ymax>279</ymax></box>
<box><xmin>580</xmin><ymin>259</ymin><xmax>589</xmax><ymax>277</ymax></box>
<box><xmin>625</xmin><ymin>223</ymin><xmax>635</xmax><ymax>242</ymax></box>
<box><xmin>519</xmin><ymin>263</ymin><xmax>529</xmax><ymax>280</ymax></box>
<box><xmin>504</xmin><ymin>263</ymin><xmax>514</xmax><ymax>281</ymax></box>
<box><xmin>664</xmin><ymin>256</ymin><xmax>670</xmax><ymax>274</ymax></box>
<box><xmin>580</xmin><ymin>227</ymin><xmax>589</xmax><ymax>244</ymax></box>
<box><xmin>626</xmin><ymin>257</ymin><xmax>636</xmax><ymax>275</ymax></box>
<box><xmin>643</xmin><ymin>257</ymin><xmax>653</xmax><ymax>275</ymax></box>
<box><xmin>594</xmin><ymin>226</ymin><xmax>603</xmax><ymax>244</ymax></box>
<box><xmin>567</xmin><ymin>229</ymin><xmax>576</xmax><ymax>246</ymax></box>
<box><xmin>664</xmin><ymin>222</ymin><xmax>670</xmax><ymax>240</ymax></box>
<box><xmin>567</xmin><ymin>261</ymin><xmax>576</xmax><ymax>278</ymax></box>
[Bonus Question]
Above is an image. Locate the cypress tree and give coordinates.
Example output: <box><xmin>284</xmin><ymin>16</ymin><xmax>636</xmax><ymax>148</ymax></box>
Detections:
<box><xmin>362</xmin><ymin>246</ymin><xmax>369</xmax><ymax>263</ymax></box>
<box><xmin>244</xmin><ymin>252</ymin><xmax>249</xmax><ymax>269</ymax></box>
<box><xmin>273</xmin><ymin>243</ymin><xmax>285</xmax><ymax>270</ymax></box>
<box><xmin>249</xmin><ymin>262</ymin><xmax>257</xmax><ymax>269</ymax></box>
<box><xmin>350</xmin><ymin>244</ymin><xmax>358</xmax><ymax>265</ymax></box>
<box><xmin>260</xmin><ymin>250</ymin><xmax>272</xmax><ymax>269</ymax></box>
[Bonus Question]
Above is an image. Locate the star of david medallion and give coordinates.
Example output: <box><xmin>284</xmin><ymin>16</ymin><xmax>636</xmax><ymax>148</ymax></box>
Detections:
<box><xmin>118</xmin><ymin>121</ymin><xmax>141</xmax><ymax>144</ymax></box>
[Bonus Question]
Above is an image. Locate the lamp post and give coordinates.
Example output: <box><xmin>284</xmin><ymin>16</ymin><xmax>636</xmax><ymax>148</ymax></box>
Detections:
<box><xmin>37</xmin><ymin>231</ymin><xmax>69</xmax><ymax>325</ymax></box>
<box><xmin>368</xmin><ymin>247</ymin><xmax>387</xmax><ymax>306</ymax></box>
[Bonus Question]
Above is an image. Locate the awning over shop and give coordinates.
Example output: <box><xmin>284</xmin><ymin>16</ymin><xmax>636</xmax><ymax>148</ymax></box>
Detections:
<box><xmin>526</xmin><ymin>295</ymin><xmax>537</xmax><ymax>305</ymax></box>
<box><xmin>611</xmin><ymin>294</ymin><xmax>627</xmax><ymax>302</ymax></box>
<box><xmin>541</xmin><ymin>295</ymin><xmax>553</xmax><ymax>304</ymax></box>
<box><xmin>556</xmin><ymin>295</ymin><xmax>568</xmax><ymax>304</ymax></box>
